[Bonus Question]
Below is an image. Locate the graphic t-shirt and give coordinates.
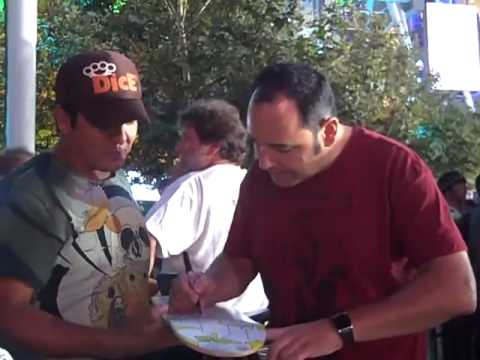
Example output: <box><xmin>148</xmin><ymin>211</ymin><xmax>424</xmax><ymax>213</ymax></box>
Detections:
<box><xmin>0</xmin><ymin>155</ymin><xmax>150</xmax><ymax>360</ymax></box>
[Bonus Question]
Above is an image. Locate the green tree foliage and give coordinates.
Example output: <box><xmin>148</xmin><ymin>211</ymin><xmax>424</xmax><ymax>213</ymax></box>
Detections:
<box><xmin>1</xmin><ymin>0</ymin><xmax>310</xmax><ymax>179</ymax></box>
<box><xmin>411</xmin><ymin>96</ymin><xmax>480</xmax><ymax>177</ymax></box>
<box><xmin>35</xmin><ymin>0</ymin><xmax>114</xmax><ymax>150</ymax></box>
<box><xmin>0</xmin><ymin>29</ymin><xmax>4</xmax><ymax>147</ymax></box>
<box><xmin>310</xmin><ymin>6</ymin><xmax>480</xmax><ymax>178</ymax></box>
<box><xmin>78</xmin><ymin>0</ymin><xmax>128</xmax><ymax>13</ymax></box>
<box><xmin>91</xmin><ymin>0</ymin><xmax>311</xmax><ymax>178</ymax></box>
<box><xmin>0</xmin><ymin>1</ymin><xmax>478</xmax><ymax>181</ymax></box>
<box><xmin>0</xmin><ymin>0</ymin><xmax>113</xmax><ymax>150</ymax></box>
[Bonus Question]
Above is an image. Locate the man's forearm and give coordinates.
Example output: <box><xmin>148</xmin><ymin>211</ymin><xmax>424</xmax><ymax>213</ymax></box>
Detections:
<box><xmin>350</xmin><ymin>251</ymin><xmax>476</xmax><ymax>342</ymax></box>
<box><xmin>0</xmin><ymin>304</ymin><xmax>175</xmax><ymax>359</ymax></box>
<box><xmin>205</xmin><ymin>254</ymin><xmax>256</xmax><ymax>306</ymax></box>
<box><xmin>148</xmin><ymin>235</ymin><xmax>157</xmax><ymax>276</ymax></box>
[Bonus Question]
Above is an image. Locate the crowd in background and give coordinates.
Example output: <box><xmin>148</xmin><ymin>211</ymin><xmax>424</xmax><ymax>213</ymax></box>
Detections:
<box><xmin>437</xmin><ymin>170</ymin><xmax>480</xmax><ymax>360</ymax></box>
<box><xmin>0</xmin><ymin>50</ymin><xmax>477</xmax><ymax>360</ymax></box>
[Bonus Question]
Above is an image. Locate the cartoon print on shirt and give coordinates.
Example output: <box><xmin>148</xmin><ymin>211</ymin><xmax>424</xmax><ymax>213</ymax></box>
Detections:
<box><xmin>66</xmin><ymin>184</ymin><xmax>150</xmax><ymax>329</ymax></box>
<box><xmin>89</xmin><ymin>260</ymin><xmax>149</xmax><ymax>328</ymax></box>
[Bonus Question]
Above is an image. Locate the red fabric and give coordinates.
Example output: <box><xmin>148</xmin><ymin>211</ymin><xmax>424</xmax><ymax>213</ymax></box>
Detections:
<box><xmin>225</xmin><ymin>127</ymin><xmax>466</xmax><ymax>360</ymax></box>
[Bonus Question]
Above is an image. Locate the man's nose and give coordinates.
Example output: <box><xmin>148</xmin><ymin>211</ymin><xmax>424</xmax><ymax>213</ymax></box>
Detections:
<box><xmin>109</xmin><ymin>124</ymin><xmax>129</xmax><ymax>144</ymax></box>
<box><xmin>257</xmin><ymin>146</ymin><xmax>274</xmax><ymax>170</ymax></box>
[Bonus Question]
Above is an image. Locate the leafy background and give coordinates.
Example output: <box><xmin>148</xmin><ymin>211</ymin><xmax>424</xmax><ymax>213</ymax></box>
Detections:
<box><xmin>0</xmin><ymin>0</ymin><xmax>479</xmax><ymax>183</ymax></box>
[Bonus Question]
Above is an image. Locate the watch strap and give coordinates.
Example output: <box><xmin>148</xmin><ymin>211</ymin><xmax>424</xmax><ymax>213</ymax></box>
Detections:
<box><xmin>330</xmin><ymin>312</ymin><xmax>355</xmax><ymax>345</ymax></box>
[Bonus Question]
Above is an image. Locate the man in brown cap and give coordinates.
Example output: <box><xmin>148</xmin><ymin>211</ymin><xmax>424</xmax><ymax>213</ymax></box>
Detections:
<box><xmin>0</xmin><ymin>50</ymin><xmax>176</xmax><ymax>359</ymax></box>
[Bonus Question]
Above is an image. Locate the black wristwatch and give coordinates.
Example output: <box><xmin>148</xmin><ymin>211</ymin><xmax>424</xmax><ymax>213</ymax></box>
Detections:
<box><xmin>330</xmin><ymin>312</ymin><xmax>355</xmax><ymax>345</ymax></box>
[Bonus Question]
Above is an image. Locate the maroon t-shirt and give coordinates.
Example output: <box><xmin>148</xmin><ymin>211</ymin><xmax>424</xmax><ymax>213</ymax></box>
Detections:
<box><xmin>225</xmin><ymin>127</ymin><xmax>466</xmax><ymax>360</ymax></box>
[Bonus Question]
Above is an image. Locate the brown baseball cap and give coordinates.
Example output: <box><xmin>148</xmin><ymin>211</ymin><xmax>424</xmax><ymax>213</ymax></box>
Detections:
<box><xmin>55</xmin><ymin>50</ymin><xmax>150</xmax><ymax>129</ymax></box>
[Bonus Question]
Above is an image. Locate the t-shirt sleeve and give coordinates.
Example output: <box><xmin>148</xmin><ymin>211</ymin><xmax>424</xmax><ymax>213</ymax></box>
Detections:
<box><xmin>223</xmin><ymin>174</ymin><xmax>254</xmax><ymax>259</ymax></box>
<box><xmin>0</xmin><ymin>203</ymin><xmax>65</xmax><ymax>293</ymax></box>
<box><xmin>145</xmin><ymin>178</ymin><xmax>200</xmax><ymax>257</ymax></box>
<box><xmin>389</xmin><ymin>148</ymin><xmax>466</xmax><ymax>267</ymax></box>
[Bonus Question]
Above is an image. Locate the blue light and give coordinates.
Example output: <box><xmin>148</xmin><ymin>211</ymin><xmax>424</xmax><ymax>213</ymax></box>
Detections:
<box><xmin>416</xmin><ymin>126</ymin><xmax>432</xmax><ymax>139</ymax></box>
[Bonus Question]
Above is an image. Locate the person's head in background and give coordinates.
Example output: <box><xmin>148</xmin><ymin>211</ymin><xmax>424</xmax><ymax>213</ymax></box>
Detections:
<box><xmin>174</xmin><ymin>99</ymin><xmax>247</xmax><ymax>175</ymax></box>
<box><xmin>0</xmin><ymin>147</ymin><xmax>34</xmax><ymax>178</ymax></box>
<box><xmin>53</xmin><ymin>50</ymin><xmax>150</xmax><ymax>179</ymax></box>
<box><xmin>247</xmin><ymin>63</ymin><xmax>341</xmax><ymax>188</ymax></box>
<box><xmin>438</xmin><ymin>170</ymin><xmax>469</xmax><ymax>220</ymax></box>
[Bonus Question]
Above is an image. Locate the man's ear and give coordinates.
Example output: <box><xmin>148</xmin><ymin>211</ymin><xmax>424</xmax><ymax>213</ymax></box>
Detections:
<box><xmin>53</xmin><ymin>106</ymin><xmax>73</xmax><ymax>136</ymax></box>
<box><xmin>319</xmin><ymin>117</ymin><xmax>339</xmax><ymax>147</ymax></box>
<box><xmin>205</xmin><ymin>143</ymin><xmax>221</xmax><ymax>158</ymax></box>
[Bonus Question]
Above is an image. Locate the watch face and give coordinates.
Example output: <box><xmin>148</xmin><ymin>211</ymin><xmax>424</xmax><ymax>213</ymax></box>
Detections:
<box><xmin>331</xmin><ymin>313</ymin><xmax>354</xmax><ymax>344</ymax></box>
<box><xmin>334</xmin><ymin>313</ymin><xmax>352</xmax><ymax>329</ymax></box>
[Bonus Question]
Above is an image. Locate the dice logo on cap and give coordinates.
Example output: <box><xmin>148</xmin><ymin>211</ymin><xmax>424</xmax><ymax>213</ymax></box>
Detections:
<box><xmin>82</xmin><ymin>61</ymin><xmax>117</xmax><ymax>78</ymax></box>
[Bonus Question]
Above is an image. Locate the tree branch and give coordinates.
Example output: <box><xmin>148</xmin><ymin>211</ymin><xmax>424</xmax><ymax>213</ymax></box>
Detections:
<box><xmin>197</xmin><ymin>0</ymin><xmax>214</xmax><ymax>17</ymax></box>
<box><xmin>195</xmin><ymin>76</ymin><xmax>227</xmax><ymax>97</ymax></box>
<box><xmin>191</xmin><ymin>0</ymin><xmax>214</xmax><ymax>28</ymax></box>
<box><xmin>162</xmin><ymin>0</ymin><xmax>175</xmax><ymax>17</ymax></box>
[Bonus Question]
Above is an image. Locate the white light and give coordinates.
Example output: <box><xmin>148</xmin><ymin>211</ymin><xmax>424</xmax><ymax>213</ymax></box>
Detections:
<box><xmin>127</xmin><ymin>171</ymin><xmax>160</xmax><ymax>202</ymax></box>
<box><xmin>0</xmin><ymin>348</ymin><xmax>13</xmax><ymax>360</ymax></box>
<box><xmin>426</xmin><ymin>3</ymin><xmax>480</xmax><ymax>91</ymax></box>
<box><xmin>131</xmin><ymin>183</ymin><xmax>160</xmax><ymax>202</ymax></box>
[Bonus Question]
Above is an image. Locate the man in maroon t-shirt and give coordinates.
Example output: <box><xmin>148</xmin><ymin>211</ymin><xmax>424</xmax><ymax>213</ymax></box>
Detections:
<box><xmin>169</xmin><ymin>63</ymin><xmax>476</xmax><ymax>360</ymax></box>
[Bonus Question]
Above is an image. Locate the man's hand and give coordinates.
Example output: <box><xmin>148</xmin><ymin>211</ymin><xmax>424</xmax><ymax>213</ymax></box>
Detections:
<box><xmin>0</xmin><ymin>278</ymin><xmax>178</xmax><ymax>359</ymax></box>
<box><xmin>148</xmin><ymin>277</ymin><xmax>159</xmax><ymax>297</ymax></box>
<box><xmin>168</xmin><ymin>272</ymin><xmax>215</xmax><ymax>314</ymax></box>
<box><xmin>113</xmin><ymin>304</ymin><xmax>178</xmax><ymax>360</ymax></box>
<box><xmin>138</xmin><ymin>304</ymin><xmax>179</xmax><ymax>351</ymax></box>
<box><xmin>266</xmin><ymin>319</ymin><xmax>343</xmax><ymax>360</ymax></box>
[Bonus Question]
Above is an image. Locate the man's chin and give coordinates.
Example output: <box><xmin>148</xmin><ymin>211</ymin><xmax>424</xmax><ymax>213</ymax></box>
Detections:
<box><xmin>269</xmin><ymin>173</ymin><xmax>300</xmax><ymax>188</ymax></box>
<box><xmin>100</xmin><ymin>159</ymin><xmax>126</xmax><ymax>173</ymax></box>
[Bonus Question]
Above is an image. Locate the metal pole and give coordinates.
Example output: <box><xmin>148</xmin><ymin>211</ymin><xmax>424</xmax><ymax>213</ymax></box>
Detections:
<box><xmin>463</xmin><ymin>91</ymin><xmax>476</xmax><ymax>112</ymax></box>
<box><xmin>5</xmin><ymin>0</ymin><xmax>37</xmax><ymax>152</ymax></box>
<box><xmin>386</xmin><ymin>2</ymin><xmax>412</xmax><ymax>48</ymax></box>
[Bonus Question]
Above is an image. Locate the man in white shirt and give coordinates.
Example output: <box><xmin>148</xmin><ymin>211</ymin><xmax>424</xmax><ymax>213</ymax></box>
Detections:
<box><xmin>146</xmin><ymin>99</ymin><xmax>268</xmax><ymax>316</ymax></box>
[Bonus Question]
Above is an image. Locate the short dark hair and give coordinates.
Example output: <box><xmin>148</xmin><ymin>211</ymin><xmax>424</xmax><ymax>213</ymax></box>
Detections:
<box><xmin>437</xmin><ymin>170</ymin><xmax>466</xmax><ymax>194</ymax></box>
<box><xmin>0</xmin><ymin>147</ymin><xmax>34</xmax><ymax>177</ymax></box>
<box><xmin>250</xmin><ymin>63</ymin><xmax>337</xmax><ymax>130</ymax></box>
<box><xmin>60</xmin><ymin>103</ymin><xmax>79</xmax><ymax>127</ymax></box>
<box><xmin>178</xmin><ymin>99</ymin><xmax>246</xmax><ymax>163</ymax></box>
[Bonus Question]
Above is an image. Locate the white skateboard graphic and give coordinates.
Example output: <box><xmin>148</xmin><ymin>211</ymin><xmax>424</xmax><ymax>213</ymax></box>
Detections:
<box><xmin>165</xmin><ymin>305</ymin><xmax>266</xmax><ymax>357</ymax></box>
